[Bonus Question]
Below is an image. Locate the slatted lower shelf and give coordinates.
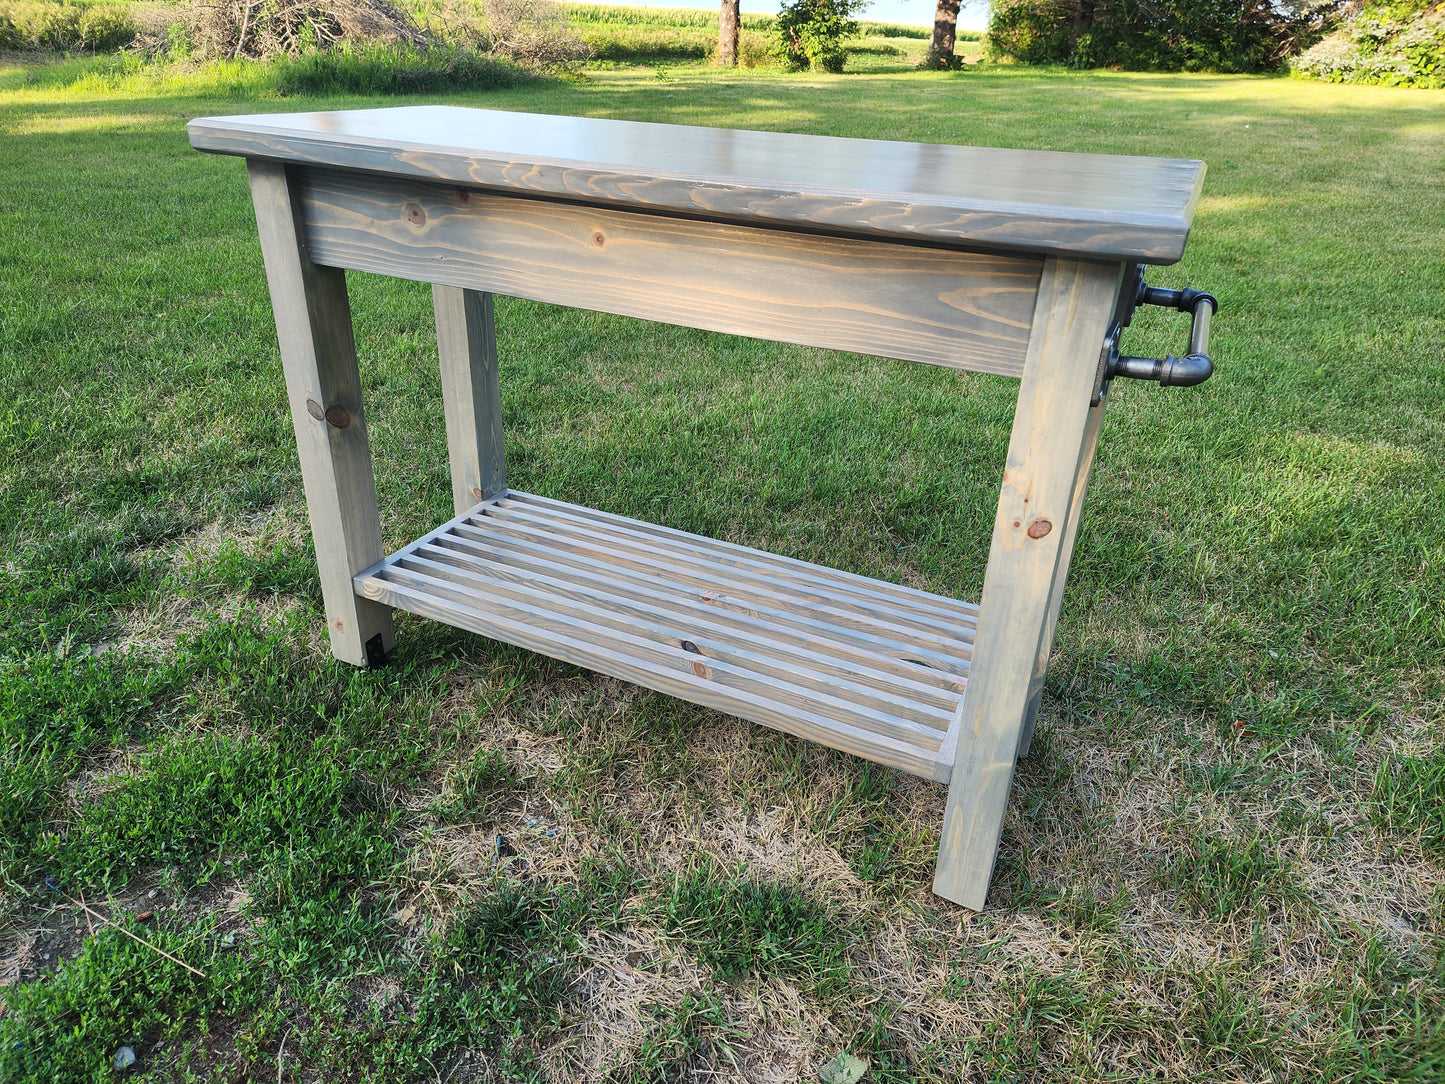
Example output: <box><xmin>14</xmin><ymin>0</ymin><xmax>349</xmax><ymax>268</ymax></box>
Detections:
<box><xmin>355</xmin><ymin>490</ymin><xmax>976</xmax><ymax>782</ymax></box>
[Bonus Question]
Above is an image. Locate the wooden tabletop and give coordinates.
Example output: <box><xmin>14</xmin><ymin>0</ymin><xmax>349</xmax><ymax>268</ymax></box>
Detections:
<box><xmin>189</xmin><ymin>105</ymin><xmax>1205</xmax><ymax>263</ymax></box>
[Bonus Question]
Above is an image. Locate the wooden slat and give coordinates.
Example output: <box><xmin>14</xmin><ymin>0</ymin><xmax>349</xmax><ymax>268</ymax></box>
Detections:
<box><xmin>409</xmin><ymin>540</ymin><xmax>955</xmax><ymax>724</ymax></box>
<box><xmin>297</xmin><ymin>167</ymin><xmax>1040</xmax><ymax>379</ymax></box>
<box><xmin>448</xmin><ymin>516</ymin><xmax>972</xmax><ymax>677</ymax></box>
<box><xmin>508</xmin><ymin>492</ymin><xmax>979</xmax><ymax>626</ymax></box>
<box><xmin>355</xmin><ymin>492</ymin><xmax>976</xmax><ymax>782</ymax></box>
<box><xmin>391</xmin><ymin>552</ymin><xmax>950</xmax><ymax>741</ymax></box>
<box><xmin>426</xmin><ymin>524</ymin><xmax>968</xmax><ymax>698</ymax></box>
<box><xmin>472</xmin><ymin>500</ymin><xmax>976</xmax><ymax>649</ymax></box>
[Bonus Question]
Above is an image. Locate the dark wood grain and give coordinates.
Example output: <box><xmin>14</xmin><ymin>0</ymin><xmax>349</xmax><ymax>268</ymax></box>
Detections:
<box><xmin>189</xmin><ymin>106</ymin><xmax>1205</xmax><ymax>263</ymax></box>
<box><xmin>298</xmin><ymin>167</ymin><xmax>1041</xmax><ymax>377</ymax></box>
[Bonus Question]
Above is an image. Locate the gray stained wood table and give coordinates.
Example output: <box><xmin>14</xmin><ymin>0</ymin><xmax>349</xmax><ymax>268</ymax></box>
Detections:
<box><xmin>190</xmin><ymin>106</ymin><xmax>1208</xmax><ymax>910</ymax></box>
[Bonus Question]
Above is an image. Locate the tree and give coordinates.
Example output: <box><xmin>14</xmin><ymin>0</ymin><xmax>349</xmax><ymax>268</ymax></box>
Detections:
<box><xmin>926</xmin><ymin>0</ymin><xmax>963</xmax><ymax>67</ymax></box>
<box><xmin>775</xmin><ymin>0</ymin><xmax>865</xmax><ymax>71</ymax></box>
<box><xmin>986</xmin><ymin>0</ymin><xmax>1341</xmax><ymax>71</ymax></box>
<box><xmin>718</xmin><ymin>0</ymin><xmax>739</xmax><ymax>66</ymax></box>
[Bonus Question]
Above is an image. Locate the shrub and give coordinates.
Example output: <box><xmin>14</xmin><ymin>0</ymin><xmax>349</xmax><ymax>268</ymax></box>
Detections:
<box><xmin>473</xmin><ymin>0</ymin><xmax>589</xmax><ymax>66</ymax></box>
<box><xmin>0</xmin><ymin>0</ymin><xmax>137</xmax><ymax>52</ymax></box>
<box><xmin>986</xmin><ymin>0</ymin><xmax>1339</xmax><ymax>73</ymax></box>
<box><xmin>774</xmin><ymin>0</ymin><xmax>867</xmax><ymax>71</ymax></box>
<box><xmin>737</xmin><ymin>26</ymin><xmax>774</xmax><ymax>64</ymax></box>
<box><xmin>1294</xmin><ymin>1</ymin><xmax>1445</xmax><ymax>86</ymax></box>
<box><xmin>172</xmin><ymin>0</ymin><xmax>427</xmax><ymax>60</ymax></box>
<box><xmin>273</xmin><ymin>40</ymin><xmax>526</xmax><ymax>92</ymax></box>
<box><xmin>985</xmin><ymin>0</ymin><xmax>1071</xmax><ymax>64</ymax></box>
<box><xmin>142</xmin><ymin>0</ymin><xmax>583</xmax><ymax>79</ymax></box>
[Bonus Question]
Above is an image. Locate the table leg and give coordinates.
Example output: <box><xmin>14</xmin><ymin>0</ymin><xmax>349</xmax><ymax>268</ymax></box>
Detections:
<box><xmin>248</xmin><ymin>160</ymin><xmax>394</xmax><ymax>668</ymax></box>
<box><xmin>1017</xmin><ymin>393</ymin><xmax>1107</xmax><ymax>759</ymax></box>
<box><xmin>433</xmin><ymin>286</ymin><xmax>506</xmax><ymax>514</ymax></box>
<box><xmin>933</xmin><ymin>258</ymin><xmax>1123</xmax><ymax>910</ymax></box>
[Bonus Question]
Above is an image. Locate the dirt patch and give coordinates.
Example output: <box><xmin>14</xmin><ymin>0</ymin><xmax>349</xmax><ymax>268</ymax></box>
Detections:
<box><xmin>0</xmin><ymin>873</ymin><xmax>247</xmax><ymax>990</ymax></box>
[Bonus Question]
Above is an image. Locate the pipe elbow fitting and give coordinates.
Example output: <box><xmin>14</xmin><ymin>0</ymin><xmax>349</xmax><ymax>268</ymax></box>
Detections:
<box><xmin>1159</xmin><ymin>352</ymin><xmax>1214</xmax><ymax>388</ymax></box>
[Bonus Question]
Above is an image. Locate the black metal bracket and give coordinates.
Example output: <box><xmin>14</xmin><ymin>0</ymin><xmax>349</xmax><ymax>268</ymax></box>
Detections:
<box><xmin>364</xmin><ymin>633</ymin><xmax>388</xmax><ymax>669</ymax></box>
<box><xmin>1092</xmin><ymin>265</ymin><xmax>1217</xmax><ymax>405</ymax></box>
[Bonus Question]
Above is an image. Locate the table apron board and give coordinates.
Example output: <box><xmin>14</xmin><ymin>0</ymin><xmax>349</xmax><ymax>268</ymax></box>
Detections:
<box><xmin>294</xmin><ymin>165</ymin><xmax>1044</xmax><ymax>378</ymax></box>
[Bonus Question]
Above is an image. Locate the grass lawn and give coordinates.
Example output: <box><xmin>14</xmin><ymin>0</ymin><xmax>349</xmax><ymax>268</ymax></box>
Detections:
<box><xmin>1</xmin><ymin>48</ymin><xmax>1443</xmax><ymax>1082</ymax></box>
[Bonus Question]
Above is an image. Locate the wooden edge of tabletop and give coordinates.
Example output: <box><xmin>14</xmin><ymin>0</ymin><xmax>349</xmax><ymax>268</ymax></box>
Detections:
<box><xmin>188</xmin><ymin>115</ymin><xmax>1202</xmax><ymax>265</ymax></box>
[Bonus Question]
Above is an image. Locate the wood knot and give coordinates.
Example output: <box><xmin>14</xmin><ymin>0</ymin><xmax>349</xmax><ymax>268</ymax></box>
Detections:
<box><xmin>324</xmin><ymin>404</ymin><xmax>352</xmax><ymax>429</ymax></box>
<box><xmin>681</xmin><ymin>641</ymin><xmax>707</xmax><ymax>678</ymax></box>
<box><xmin>592</xmin><ymin>230</ymin><xmax>606</xmax><ymax>247</ymax></box>
<box><xmin>471</xmin><ymin>486</ymin><xmax>483</xmax><ymax>498</ymax></box>
<box><xmin>1026</xmin><ymin>518</ymin><xmax>1053</xmax><ymax>539</ymax></box>
<box><xmin>455</xmin><ymin>188</ymin><xmax>470</xmax><ymax>205</ymax></box>
<box><xmin>306</xmin><ymin>399</ymin><xmax>325</xmax><ymax>421</ymax></box>
<box><xmin>404</xmin><ymin>203</ymin><xmax>426</xmax><ymax>226</ymax></box>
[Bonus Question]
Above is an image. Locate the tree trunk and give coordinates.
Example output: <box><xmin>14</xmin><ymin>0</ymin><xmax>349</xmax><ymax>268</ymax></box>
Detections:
<box><xmin>926</xmin><ymin>0</ymin><xmax>962</xmax><ymax>68</ymax></box>
<box><xmin>1071</xmin><ymin>0</ymin><xmax>1096</xmax><ymax>46</ymax></box>
<box><xmin>718</xmin><ymin>0</ymin><xmax>740</xmax><ymax>67</ymax></box>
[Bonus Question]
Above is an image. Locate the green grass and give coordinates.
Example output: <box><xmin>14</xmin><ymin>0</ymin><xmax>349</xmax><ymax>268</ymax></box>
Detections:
<box><xmin>1152</xmin><ymin>832</ymin><xmax>1302</xmax><ymax>920</ymax></box>
<box><xmin>655</xmin><ymin>865</ymin><xmax>853</xmax><ymax>994</ymax></box>
<box><xmin>1375</xmin><ymin>748</ymin><xmax>1445</xmax><ymax>854</ymax></box>
<box><xmin>430</xmin><ymin>743</ymin><xmax>526</xmax><ymax>822</ymax></box>
<box><xmin>560</xmin><ymin>3</ymin><xmax>971</xmax><ymax>41</ymax></box>
<box><xmin>0</xmin><ymin>913</ymin><xmax>254</xmax><ymax>1084</ymax></box>
<box><xmin>273</xmin><ymin>42</ymin><xmax>528</xmax><ymax>95</ymax></box>
<box><xmin>0</xmin><ymin>0</ymin><xmax>138</xmax><ymax>53</ymax></box>
<box><xmin>0</xmin><ymin>48</ymin><xmax>1442</xmax><ymax>1082</ymax></box>
<box><xmin>561</xmin><ymin>3</ymin><xmax>774</xmax><ymax>30</ymax></box>
<box><xmin>607</xmin><ymin>989</ymin><xmax>737</xmax><ymax>1082</ymax></box>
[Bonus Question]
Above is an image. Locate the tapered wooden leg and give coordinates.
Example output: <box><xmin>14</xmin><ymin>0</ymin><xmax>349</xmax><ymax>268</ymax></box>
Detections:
<box><xmin>248</xmin><ymin>160</ymin><xmax>394</xmax><ymax>668</ymax></box>
<box><xmin>1017</xmin><ymin>393</ymin><xmax>1107</xmax><ymax>759</ymax></box>
<box><xmin>933</xmin><ymin>258</ymin><xmax>1123</xmax><ymax>910</ymax></box>
<box><xmin>433</xmin><ymin>286</ymin><xmax>505</xmax><ymax>514</ymax></box>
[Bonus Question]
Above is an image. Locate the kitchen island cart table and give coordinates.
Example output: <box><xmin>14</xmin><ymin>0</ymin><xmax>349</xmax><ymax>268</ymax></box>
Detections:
<box><xmin>189</xmin><ymin>106</ymin><xmax>1216</xmax><ymax>910</ymax></box>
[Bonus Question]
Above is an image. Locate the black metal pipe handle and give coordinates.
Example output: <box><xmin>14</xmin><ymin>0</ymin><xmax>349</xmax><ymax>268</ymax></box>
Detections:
<box><xmin>1110</xmin><ymin>284</ymin><xmax>1217</xmax><ymax>389</ymax></box>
